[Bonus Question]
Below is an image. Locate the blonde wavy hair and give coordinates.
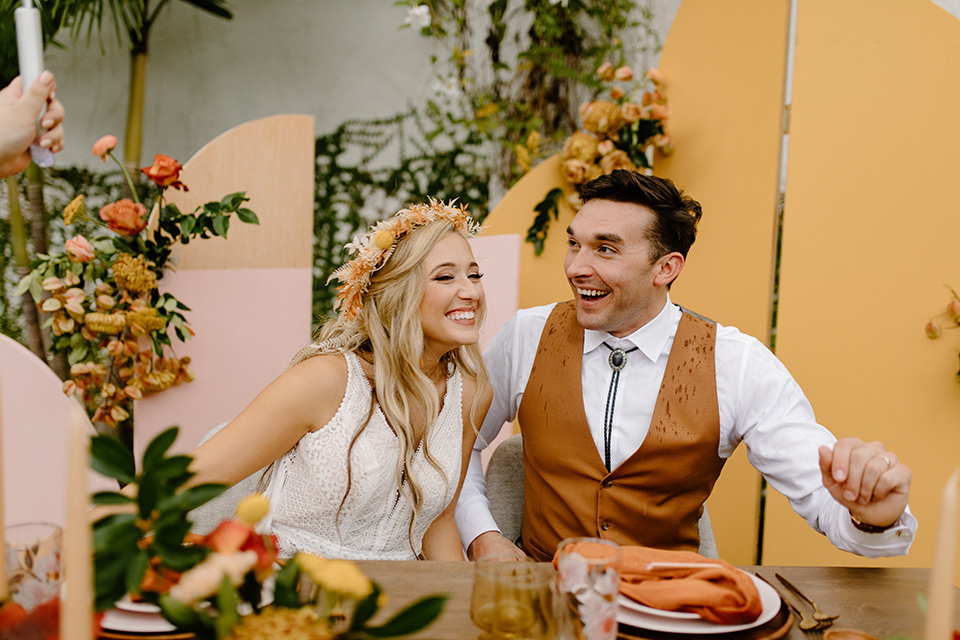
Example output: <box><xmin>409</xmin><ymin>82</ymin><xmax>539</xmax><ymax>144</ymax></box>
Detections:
<box><xmin>282</xmin><ymin>220</ymin><xmax>488</xmax><ymax>553</ymax></box>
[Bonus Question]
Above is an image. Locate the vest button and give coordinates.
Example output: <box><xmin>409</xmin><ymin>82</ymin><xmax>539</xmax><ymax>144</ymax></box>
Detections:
<box><xmin>600</xmin><ymin>521</ymin><xmax>610</xmax><ymax>531</ymax></box>
<box><xmin>602</xmin><ymin>479</ymin><xmax>613</xmax><ymax>489</ymax></box>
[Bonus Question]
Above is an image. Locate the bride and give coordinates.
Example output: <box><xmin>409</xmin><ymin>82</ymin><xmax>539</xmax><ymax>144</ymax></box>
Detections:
<box><xmin>188</xmin><ymin>201</ymin><xmax>491</xmax><ymax>561</ymax></box>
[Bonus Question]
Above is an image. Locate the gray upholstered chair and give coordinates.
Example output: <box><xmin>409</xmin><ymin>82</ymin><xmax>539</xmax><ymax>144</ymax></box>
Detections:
<box><xmin>484</xmin><ymin>433</ymin><xmax>720</xmax><ymax>559</ymax></box>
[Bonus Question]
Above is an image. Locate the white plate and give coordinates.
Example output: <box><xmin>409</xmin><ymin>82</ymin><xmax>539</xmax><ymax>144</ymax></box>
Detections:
<box><xmin>101</xmin><ymin>607</ymin><xmax>176</xmax><ymax>634</ymax></box>
<box><xmin>617</xmin><ymin>574</ymin><xmax>782</xmax><ymax>634</ymax></box>
<box><xmin>114</xmin><ymin>594</ymin><xmax>161</xmax><ymax>614</ymax></box>
<box><xmin>618</xmin><ymin>594</ymin><xmax>700</xmax><ymax>620</ymax></box>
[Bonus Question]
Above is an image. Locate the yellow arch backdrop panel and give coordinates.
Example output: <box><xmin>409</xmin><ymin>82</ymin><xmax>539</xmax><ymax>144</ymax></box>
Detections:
<box><xmin>483</xmin><ymin>0</ymin><xmax>790</xmax><ymax>565</ymax></box>
<box><xmin>768</xmin><ymin>0</ymin><xmax>960</xmax><ymax>576</ymax></box>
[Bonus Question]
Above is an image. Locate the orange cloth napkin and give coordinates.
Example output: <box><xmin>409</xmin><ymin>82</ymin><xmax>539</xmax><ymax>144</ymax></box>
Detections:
<box><xmin>558</xmin><ymin>543</ymin><xmax>763</xmax><ymax>625</ymax></box>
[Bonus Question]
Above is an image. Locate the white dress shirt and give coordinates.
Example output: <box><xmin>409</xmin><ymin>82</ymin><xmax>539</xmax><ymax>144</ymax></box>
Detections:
<box><xmin>455</xmin><ymin>297</ymin><xmax>916</xmax><ymax>557</ymax></box>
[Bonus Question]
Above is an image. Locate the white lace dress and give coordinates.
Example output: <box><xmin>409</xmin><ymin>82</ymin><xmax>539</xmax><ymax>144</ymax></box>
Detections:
<box><xmin>263</xmin><ymin>352</ymin><xmax>463</xmax><ymax>560</ymax></box>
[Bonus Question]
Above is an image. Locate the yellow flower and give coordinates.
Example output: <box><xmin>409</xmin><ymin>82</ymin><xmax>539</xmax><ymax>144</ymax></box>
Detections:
<box><xmin>84</xmin><ymin>312</ymin><xmax>126</xmax><ymax>334</ymax></box>
<box><xmin>582</xmin><ymin>101</ymin><xmax>624</xmax><ymax>136</ymax></box>
<box><xmin>373</xmin><ymin>230</ymin><xmax>394</xmax><ymax>250</ymax></box>
<box><xmin>126</xmin><ymin>307</ymin><xmax>165</xmax><ymax>336</ymax></box>
<box><xmin>113</xmin><ymin>253</ymin><xmax>157</xmax><ymax>296</ymax></box>
<box><xmin>64</xmin><ymin>194</ymin><xmax>87</xmax><ymax>225</ymax></box>
<box><xmin>295</xmin><ymin>555</ymin><xmax>373</xmax><ymax>599</ymax></box>
<box><xmin>228</xmin><ymin>606</ymin><xmax>332</xmax><ymax>640</ymax></box>
<box><xmin>525</xmin><ymin>131</ymin><xmax>541</xmax><ymax>154</ymax></box>
<box><xmin>236</xmin><ymin>494</ymin><xmax>271</xmax><ymax>526</ymax></box>
<box><xmin>515</xmin><ymin>145</ymin><xmax>531</xmax><ymax>172</ymax></box>
<box><xmin>562</xmin><ymin>131</ymin><xmax>599</xmax><ymax>164</ymax></box>
<box><xmin>475</xmin><ymin>103</ymin><xmax>498</xmax><ymax>119</ymax></box>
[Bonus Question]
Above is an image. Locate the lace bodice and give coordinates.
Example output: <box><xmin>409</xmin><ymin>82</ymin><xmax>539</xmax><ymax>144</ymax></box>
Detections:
<box><xmin>265</xmin><ymin>352</ymin><xmax>463</xmax><ymax>560</ymax></box>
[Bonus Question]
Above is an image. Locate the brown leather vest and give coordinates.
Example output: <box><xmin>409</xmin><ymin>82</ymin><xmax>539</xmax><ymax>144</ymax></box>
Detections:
<box><xmin>518</xmin><ymin>301</ymin><xmax>725</xmax><ymax>562</ymax></box>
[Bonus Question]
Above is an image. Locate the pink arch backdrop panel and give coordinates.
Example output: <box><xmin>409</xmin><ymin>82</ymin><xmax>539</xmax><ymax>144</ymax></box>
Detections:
<box><xmin>767</xmin><ymin>0</ymin><xmax>960</xmax><ymax>574</ymax></box>
<box><xmin>135</xmin><ymin>115</ymin><xmax>315</xmax><ymax>458</ymax></box>
<box><xmin>1</xmin><ymin>334</ymin><xmax>116</xmax><ymax>527</ymax></box>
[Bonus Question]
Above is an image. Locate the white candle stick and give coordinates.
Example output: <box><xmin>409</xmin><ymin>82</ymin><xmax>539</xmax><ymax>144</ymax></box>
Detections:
<box><xmin>0</xmin><ymin>377</ymin><xmax>7</xmax><ymax>602</ymax></box>
<box><xmin>925</xmin><ymin>468</ymin><xmax>958</xmax><ymax>640</ymax></box>
<box><xmin>60</xmin><ymin>411</ymin><xmax>92</xmax><ymax>640</ymax></box>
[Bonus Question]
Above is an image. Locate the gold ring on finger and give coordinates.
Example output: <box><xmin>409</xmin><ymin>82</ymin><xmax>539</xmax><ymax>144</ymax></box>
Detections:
<box><xmin>877</xmin><ymin>454</ymin><xmax>892</xmax><ymax>468</ymax></box>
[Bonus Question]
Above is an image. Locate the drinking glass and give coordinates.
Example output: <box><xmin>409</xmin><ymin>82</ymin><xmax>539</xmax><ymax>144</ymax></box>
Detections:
<box><xmin>5</xmin><ymin>522</ymin><xmax>63</xmax><ymax>611</ymax></box>
<box><xmin>554</xmin><ymin>537</ymin><xmax>621</xmax><ymax>640</ymax></box>
<box><xmin>470</xmin><ymin>556</ymin><xmax>555</xmax><ymax>639</ymax></box>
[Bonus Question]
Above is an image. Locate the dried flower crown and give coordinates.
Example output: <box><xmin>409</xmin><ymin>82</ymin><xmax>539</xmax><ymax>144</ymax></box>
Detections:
<box><xmin>329</xmin><ymin>199</ymin><xmax>481</xmax><ymax>321</ymax></box>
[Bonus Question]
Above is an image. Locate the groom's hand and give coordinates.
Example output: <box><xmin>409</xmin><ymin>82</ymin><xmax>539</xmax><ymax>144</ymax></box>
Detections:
<box><xmin>467</xmin><ymin>531</ymin><xmax>528</xmax><ymax>561</ymax></box>
<box><xmin>819</xmin><ymin>438</ymin><xmax>911</xmax><ymax>529</ymax></box>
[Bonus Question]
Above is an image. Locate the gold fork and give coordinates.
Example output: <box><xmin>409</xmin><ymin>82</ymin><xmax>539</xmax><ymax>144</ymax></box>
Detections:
<box><xmin>755</xmin><ymin>573</ymin><xmax>825</xmax><ymax>633</ymax></box>
<box><xmin>776</xmin><ymin>573</ymin><xmax>840</xmax><ymax>626</ymax></box>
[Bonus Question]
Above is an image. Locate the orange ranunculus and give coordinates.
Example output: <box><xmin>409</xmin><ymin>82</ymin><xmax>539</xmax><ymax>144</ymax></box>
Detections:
<box><xmin>206</xmin><ymin>520</ymin><xmax>255</xmax><ymax>554</ymax></box>
<box><xmin>92</xmin><ymin>135</ymin><xmax>118</xmax><ymax>162</ymax></box>
<box><xmin>649</xmin><ymin>103</ymin><xmax>671</xmax><ymax>121</ymax></box>
<box><xmin>646</xmin><ymin>67</ymin><xmax>663</xmax><ymax>85</ymax></box>
<box><xmin>609</xmin><ymin>86</ymin><xmax>625</xmax><ymax>101</ymax></box>
<box><xmin>141</xmin><ymin>154</ymin><xmax>188</xmax><ymax>191</ymax></box>
<box><xmin>100</xmin><ymin>199</ymin><xmax>147</xmax><ymax>236</ymax></box>
<box><xmin>654</xmin><ymin>133</ymin><xmax>675</xmax><ymax>155</ymax></box>
<box><xmin>65</xmin><ymin>235</ymin><xmax>95</xmax><ymax>263</ymax></box>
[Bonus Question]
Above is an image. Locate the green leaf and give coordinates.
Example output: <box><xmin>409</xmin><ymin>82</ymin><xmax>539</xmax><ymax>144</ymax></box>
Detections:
<box><xmin>92</xmin><ymin>515</ymin><xmax>140</xmax><ymax>554</ymax></box>
<box><xmin>214</xmin><ymin>576</ymin><xmax>241</xmax><ymax>638</ymax></box>
<box><xmin>350</xmin><ymin>582</ymin><xmax>383</xmax><ymax>630</ymax></box>
<box><xmin>142</xmin><ymin>427</ymin><xmax>180</xmax><ymax>474</ymax></box>
<box><xmin>124</xmin><ymin>550</ymin><xmax>150</xmax><ymax>595</ymax></box>
<box><xmin>14</xmin><ymin>271</ymin><xmax>35</xmax><ymax>298</ymax></box>
<box><xmin>180</xmin><ymin>215</ymin><xmax>196</xmax><ymax>236</ymax></box>
<box><xmin>220</xmin><ymin>192</ymin><xmax>247</xmax><ymax>210</ymax></box>
<box><xmin>68</xmin><ymin>343</ymin><xmax>89</xmax><ymax>365</ymax></box>
<box><xmin>92</xmin><ymin>491</ymin><xmax>136</xmax><ymax>506</ymax></box>
<box><xmin>157</xmin><ymin>593</ymin><xmax>205</xmax><ymax>628</ymax></box>
<box><xmin>212</xmin><ymin>215</ymin><xmax>229</xmax><ymax>237</ymax></box>
<box><xmin>152</xmin><ymin>454</ymin><xmax>194</xmax><ymax>484</ymax></box>
<box><xmin>153</xmin><ymin>540</ymin><xmax>207</xmax><ymax>572</ymax></box>
<box><xmin>236</xmin><ymin>207</ymin><xmax>259</xmax><ymax>225</ymax></box>
<box><xmin>137</xmin><ymin>474</ymin><xmax>160</xmax><ymax>517</ymax></box>
<box><xmin>272</xmin><ymin>560</ymin><xmax>301</xmax><ymax>609</ymax></box>
<box><xmin>365</xmin><ymin>595</ymin><xmax>448</xmax><ymax>637</ymax></box>
<box><xmin>168</xmin><ymin>483</ymin><xmax>228</xmax><ymax>512</ymax></box>
<box><xmin>90</xmin><ymin>434</ymin><xmax>136</xmax><ymax>484</ymax></box>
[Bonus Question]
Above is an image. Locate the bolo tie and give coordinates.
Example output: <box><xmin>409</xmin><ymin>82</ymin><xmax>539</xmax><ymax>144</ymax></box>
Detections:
<box><xmin>601</xmin><ymin>342</ymin><xmax>639</xmax><ymax>471</ymax></box>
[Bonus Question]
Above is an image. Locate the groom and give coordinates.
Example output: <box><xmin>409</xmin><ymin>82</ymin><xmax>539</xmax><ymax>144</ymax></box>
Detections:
<box><xmin>456</xmin><ymin>170</ymin><xmax>915</xmax><ymax>561</ymax></box>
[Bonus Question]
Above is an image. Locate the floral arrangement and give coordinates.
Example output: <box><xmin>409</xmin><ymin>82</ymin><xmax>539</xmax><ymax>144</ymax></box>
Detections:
<box><xmin>924</xmin><ymin>286</ymin><xmax>960</xmax><ymax>382</ymax></box>
<box><xmin>519</xmin><ymin>64</ymin><xmax>673</xmax><ymax>255</ymax></box>
<box><xmin>14</xmin><ymin>136</ymin><xmax>258</xmax><ymax>443</ymax></box>
<box><xmin>91</xmin><ymin>427</ymin><xmax>446</xmax><ymax>640</ymax></box>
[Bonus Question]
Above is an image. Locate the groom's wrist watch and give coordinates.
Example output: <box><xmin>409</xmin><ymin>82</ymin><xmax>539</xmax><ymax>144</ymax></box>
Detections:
<box><xmin>850</xmin><ymin>514</ymin><xmax>898</xmax><ymax>533</ymax></box>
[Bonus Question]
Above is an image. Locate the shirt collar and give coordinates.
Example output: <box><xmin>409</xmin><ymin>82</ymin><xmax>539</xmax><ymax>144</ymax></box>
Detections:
<box><xmin>582</xmin><ymin>295</ymin><xmax>680</xmax><ymax>363</ymax></box>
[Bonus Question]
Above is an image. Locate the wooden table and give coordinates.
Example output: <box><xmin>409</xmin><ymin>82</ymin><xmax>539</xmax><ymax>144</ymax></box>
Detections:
<box><xmin>357</xmin><ymin>562</ymin><xmax>960</xmax><ymax>640</ymax></box>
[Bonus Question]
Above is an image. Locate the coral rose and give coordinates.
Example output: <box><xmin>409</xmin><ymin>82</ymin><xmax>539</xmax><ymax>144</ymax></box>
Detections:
<box><xmin>64</xmin><ymin>235</ymin><xmax>95</xmax><ymax>263</ymax></box>
<box><xmin>596</xmin><ymin>62</ymin><xmax>615</xmax><ymax>82</ymax></box>
<box><xmin>141</xmin><ymin>154</ymin><xmax>187</xmax><ymax>190</ymax></box>
<box><xmin>92</xmin><ymin>135</ymin><xmax>117</xmax><ymax>162</ymax></box>
<box><xmin>582</xmin><ymin>101</ymin><xmax>624</xmax><ymax>137</ymax></box>
<box><xmin>646</xmin><ymin>67</ymin><xmax>663</xmax><ymax>85</ymax></box>
<box><xmin>615</xmin><ymin>65</ymin><xmax>634</xmax><ymax>81</ymax></box>
<box><xmin>621</xmin><ymin>102</ymin><xmax>645</xmax><ymax>123</ymax></box>
<box><xmin>600</xmin><ymin>149</ymin><xmax>637</xmax><ymax>174</ymax></box>
<box><xmin>99</xmin><ymin>199</ymin><xmax>147</xmax><ymax>236</ymax></box>
<box><xmin>650</xmin><ymin>103</ymin><xmax>671</xmax><ymax>121</ymax></box>
<box><xmin>561</xmin><ymin>159</ymin><xmax>591</xmax><ymax>185</ymax></box>
<box><xmin>562</xmin><ymin>132</ymin><xmax>599</xmax><ymax>164</ymax></box>
<box><xmin>597</xmin><ymin>140</ymin><xmax>615</xmax><ymax>156</ymax></box>
<box><xmin>655</xmin><ymin>133</ymin><xmax>675</xmax><ymax>155</ymax></box>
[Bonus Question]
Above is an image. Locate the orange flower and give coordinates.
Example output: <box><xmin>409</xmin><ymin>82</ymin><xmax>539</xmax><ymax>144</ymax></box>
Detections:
<box><xmin>92</xmin><ymin>135</ymin><xmax>117</xmax><ymax>162</ymax></box>
<box><xmin>646</xmin><ymin>67</ymin><xmax>663</xmax><ymax>85</ymax></box>
<box><xmin>561</xmin><ymin>159</ymin><xmax>591</xmax><ymax>184</ymax></box>
<box><xmin>141</xmin><ymin>154</ymin><xmax>188</xmax><ymax>190</ymax></box>
<box><xmin>926</xmin><ymin>321</ymin><xmax>942</xmax><ymax>339</ymax></box>
<box><xmin>582</xmin><ymin>101</ymin><xmax>624</xmax><ymax>136</ymax></box>
<box><xmin>615</xmin><ymin>65</ymin><xmax>634</xmax><ymax>81</ymax></box>
<box><xmin>650</xmin><ymin>103</ymin><xmax>671</xmax><ymax>121</ymax></box>
<box><xmin>65</xmin><ymin>235</ymin><xmax>95</xmax><ymax>263</ymax></box>
<box><xmin>609</xmin><ymin>86</ymin><xmax>625</xmax><ymax>101</ymax></box>
<box><xmin>100</xmin><ymin>199</ymin><xmax>147</xmax><ymax>236</ymax></box>
<box><xmin>600</xmin><ymin>149</ymin><xmax>637</xmax><ymax>174</ymax></box>
<box><xmin>596</xmin><ymin>61</ymin><xmax>615</xmax><ymax>82</ymax></box>
<box><xmin>621</xmin><ymin>102</ymin><xmax>645</xmax><ymax>123</ymax></box>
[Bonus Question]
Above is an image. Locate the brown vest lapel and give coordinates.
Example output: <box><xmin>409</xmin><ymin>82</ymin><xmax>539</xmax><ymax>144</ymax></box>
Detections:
<box><xmin>518</xmin><ymin>301</ymin><xmax>725</xmax><ymax>561</ymax></box>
